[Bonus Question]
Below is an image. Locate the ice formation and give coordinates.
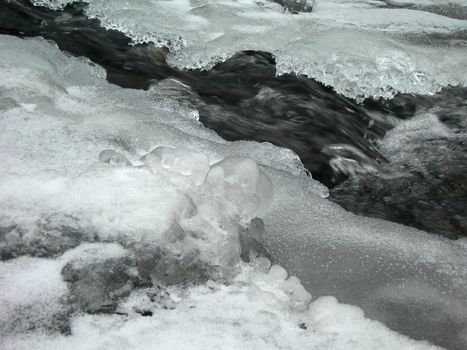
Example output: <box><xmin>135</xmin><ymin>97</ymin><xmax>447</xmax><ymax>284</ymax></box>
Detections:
<box><xmin>1</xmin><ymin>34</ymin><xmax>466</xmax><ymax>349</ymax></box>
<box><xmin>0</xmin><ymin>254</ymin><xmax>441</xmax><ymax>350</ymax></box>
<box><xmin>31</xmin><ymin>0</ymin><xmax>467</xmax><ymax>99</ymax></box>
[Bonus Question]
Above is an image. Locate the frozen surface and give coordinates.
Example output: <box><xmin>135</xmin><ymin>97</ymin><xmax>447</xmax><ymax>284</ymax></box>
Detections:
<box><xmin>0</xmin><ymin>35</ymin><xmax>466</xmax><ymax>349</ymax></box>
<box><xmin>387</xmin><ymin>0</ymin><xmax>467</xmax><ymax>6</ymax></box>
<box><xmin>31</xmin><ymin>0</ymin><xmax>467</xmax><ymax>99</ymax></box>
<box><xmin>263</xmin><ymin>167</ymin><xmax>467</xmax><ymax>349</ymax></box>
<box><xmin>1</xmin><ymin>262</ymin><xmax>440</xmax><ymax>350</ymax></box>
<box><xmin>0</xmin><ymin>257</ymin><xmax>69</xmax><ymax>335</ymax></box>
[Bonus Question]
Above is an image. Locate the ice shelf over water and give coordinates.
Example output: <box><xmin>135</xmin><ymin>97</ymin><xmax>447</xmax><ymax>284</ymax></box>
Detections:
<box><xmin>31</xmin><ymin>0</ymin><xmax>467</xmax><ymax>99</ymax></box>
<box><xmin>0</xmin><ymin>35</ymin><xmax>466</xmax><ymax>349</ymax></box>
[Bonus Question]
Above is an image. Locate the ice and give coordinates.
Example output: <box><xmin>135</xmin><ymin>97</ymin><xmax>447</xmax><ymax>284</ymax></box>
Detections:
<box><xmin>207</xmin><ymin>157</ymin><xmax>274</xmax><ymax>220</ymax></box>
<box><xmin>31</xmin><ymin>0</ymin><xmax>72</xmax><ymax>10</ymax></box>
<box><xmin>1</xmin><ymin>35</ymin><xmax>466</xmax><ymax>348</ymax></box>
<box><xmin>0</xmin><ymin>264</ymin><xmax>441</xmax><ymax>350</ymax></box>
<box><xmin>263</xmin><ymin>167</ymin><xmax>467</xmax><ymax>349</ymax></box>
<box><xmin>59</xmin><ymin>242</ymin><xmax>130</xmax><ymax>269</ymax></box>
<box><xmin>142</xmin><ymin>147</ymin><xmax>210</xmax><ymax>186</ymax></box>
<box><xmin>276</xmin><ymin>27</ymin><xmax>467</xmax><ymax>100</ymax></box>
<box><xmin>31</xmin><ymin>0</ymin><xmax>467</xmax><ymax>99</ymax></box>
<box><xmin>387</xmin><ymin>0</ymin><xmax>467</xmax><ymax>6</ymax></box>
<box><xmin>249</xmin><ymin>264</ymin><xmax>312</xmax><ymax>311</ymax></box>
<box><xmin>0</xmin><ymin>149</ymin><xmax>274</xmax><ymax>277</ymax></box>
<box><xmin>0</xmin><ymin>34</ymin><xmax>277</xmax><ymax>278</ymax></box>
<box><xmin>98</xmin><ymin>149</ymin><xmax>132</xmax><ymax>166</ymax></box>
<box><xmin>0</xmin><ymin>257</ymin><xmax>69</xmax><ymax>335</ymax></box>
<box><xmin>60</xmin><ymin>243</ymin><xmax>135</xmax><ymax>314</ymax></box>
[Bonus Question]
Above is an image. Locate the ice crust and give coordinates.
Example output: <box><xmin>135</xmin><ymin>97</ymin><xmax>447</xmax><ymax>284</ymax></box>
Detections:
<box><xmin>0</xmin><ymin>35</ymin><xmax>466</xmax><ymax>349</ymax></box>
<box><xmin>31</xmin><ymin>0</ymin><xmax>467</xmax><ymax>99</ymax></box>
<box><xmin>0</xmin><ymin>257</ymin><xmax>69</xmax><ymax>336</ymax></box>
<box><xmin>0</xmin><ymin>260</ymin><xmax>440</xmax><ymax>350</ymax></box>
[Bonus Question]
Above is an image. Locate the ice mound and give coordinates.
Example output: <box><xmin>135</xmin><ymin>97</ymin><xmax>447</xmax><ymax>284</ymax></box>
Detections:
<box><xmin>31</xmin><ymin>0</ymin><xmax>467</xmax><ymax>99</ymax></box>
<box><xmin>205</xmin><ymin>156</ymin><xmax>274</xmax><ymax>220</ymax></box>
<box><xmin>1</xmin><ymin>149</ymin><xmax>273</xmax><ymax>279</ymax></box>
<box><xmin>1</xmin><ymin>35</ymin><xmax>466</xmax><ymax>348</ymax></box>
<box><xmin>0</xmin><ymin>33</ymin><xmax>277</xmax><ymax>279</ymax></box>
<box><xmin>0</xmin><ymin>263</ymin><xmax>441</xmax><ymax>350</ymax></box>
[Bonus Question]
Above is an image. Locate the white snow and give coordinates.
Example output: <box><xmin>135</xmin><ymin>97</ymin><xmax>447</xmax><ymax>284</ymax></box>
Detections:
<box><xmin>0</xmin><ymin>257</ymin><xmax>68</xmax><ymax>336</ymax></box>
<box><xmin>0</xmin><ymin>262</ymin><xmax>441</xmax><ymax>350</ymax></box>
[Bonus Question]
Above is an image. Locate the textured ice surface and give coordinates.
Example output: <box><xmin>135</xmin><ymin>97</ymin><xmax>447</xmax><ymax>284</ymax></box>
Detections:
<box><xmin>31</xmin><ymin>0</ymin><xmax>467</xmax><ymax>99</ymax></box>
<box><xmin>387</xmin><ymin>0</ymin><xmax>467</xmax><ymax>6</ymax></box>
<box><xmin>0</xmin><ymin>35</ymin><xmax>466</xmax><ymax>349</ymax></box>
<box><xmin>264</xmin><ymin>166</ymin><xmax>467</xmax><ymax>349</ymax></box>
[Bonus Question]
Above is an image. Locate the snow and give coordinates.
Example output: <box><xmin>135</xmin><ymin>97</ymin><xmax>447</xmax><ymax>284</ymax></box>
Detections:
<box><xmin>0</xmin><ymin>34</ymin><xmax>466</xmax><ymax>349</ymax></box>
<box><xmin>0</xmin><ymin>262</ymin><xmax>441</xmax><ymax>350</ymax></box>
<box><xmin>0</xmin><ymin>257</ymin><xmax>69</xmax><ymax>336</ymax></box>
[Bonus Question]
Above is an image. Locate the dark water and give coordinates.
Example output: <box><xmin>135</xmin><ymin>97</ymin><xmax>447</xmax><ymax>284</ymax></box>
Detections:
<box><xmin>1</xmin><ymin>0</ymin><xmax>466</xmax><ymax>239</ymax></box>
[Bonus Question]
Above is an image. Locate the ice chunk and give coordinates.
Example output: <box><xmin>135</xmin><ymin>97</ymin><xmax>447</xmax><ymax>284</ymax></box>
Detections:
<box><xmin>207</xmin><ymin>157</ymin><xmax>274</xmax><ymax>220</ymax></box>
<box><xmin>142</xmin><ymin>147</ymin><xmax>210</xmax><ymax>186</ymax></box>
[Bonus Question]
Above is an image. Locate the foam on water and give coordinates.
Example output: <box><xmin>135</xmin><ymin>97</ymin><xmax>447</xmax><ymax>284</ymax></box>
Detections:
<box><xmin>31</xmin><ymin>0</ymin><xmax>467</xmax><ymax>99</ymax></box>
<box><xmin>0</xmin><ymin>35</ymin><xmax>466</xmax><ymax>349</ymax></box>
